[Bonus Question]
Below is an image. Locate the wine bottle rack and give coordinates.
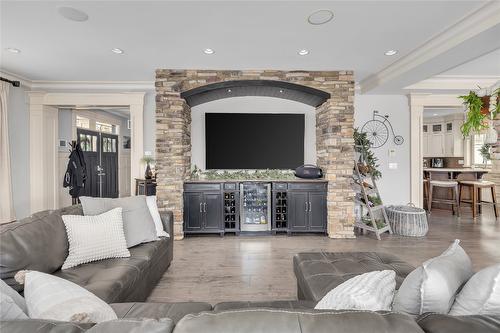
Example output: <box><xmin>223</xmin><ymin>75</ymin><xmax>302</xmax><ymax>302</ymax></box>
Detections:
<box><xmin>274</xmin><ymin>191</ymin><xmax>288</xmax><ymax>230</ymax></box>
<box><xmin>224</xmin><ymin>192</ymin><xmax>237</xmax><ymax>230</ymax></box>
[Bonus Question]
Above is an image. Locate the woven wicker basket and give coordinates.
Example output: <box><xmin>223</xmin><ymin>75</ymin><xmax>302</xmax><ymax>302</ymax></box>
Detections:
<box><xmin>386</xmin><ymin>205</ymin><xmax>428</xmax><ymax>237</ymax></box>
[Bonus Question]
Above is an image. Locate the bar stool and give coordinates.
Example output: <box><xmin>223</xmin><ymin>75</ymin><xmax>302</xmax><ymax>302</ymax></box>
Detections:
<box><xmin>458</xmin><ymin>180</ymin><xmax>499</xmax><ymax>218</ymax></box>
<box><xmin>428</xmin><ymin>180</ymin><xmax>460</xmax><ymax>216</ymax></box>
<box><xmin>423</xmin><ymin>178</ymin><xmax>430</xmax><ymax>210</ymax></box>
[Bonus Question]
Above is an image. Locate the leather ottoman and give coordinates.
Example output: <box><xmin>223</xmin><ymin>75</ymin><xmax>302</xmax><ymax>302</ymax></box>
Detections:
<box><xmin>294</xmin><ymin>252</ymin><xmax>415</xmax><ymax>301</ymax></box>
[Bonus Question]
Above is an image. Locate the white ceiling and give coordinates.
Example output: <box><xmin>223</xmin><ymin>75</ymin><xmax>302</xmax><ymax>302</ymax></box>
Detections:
<box><xmin>423</xmin><ymin>108</ymin><xmax>463</xmax><ymax>118</ymax></box>
<box><xmin>440</xmin><ymin>48</ymin><xmax>500</xmax><ymax>76</ymax></box>
<box><xmin>0</xmin><ymin>0</ymin><xmax>489</xmax><ymax>86</ymax></box>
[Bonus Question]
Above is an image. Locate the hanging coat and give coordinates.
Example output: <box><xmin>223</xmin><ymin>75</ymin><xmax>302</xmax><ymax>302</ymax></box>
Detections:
<box><xmin>63</xmin><ymin>143</ymin><xmax>87</xmax><ymax>198</ymax></box>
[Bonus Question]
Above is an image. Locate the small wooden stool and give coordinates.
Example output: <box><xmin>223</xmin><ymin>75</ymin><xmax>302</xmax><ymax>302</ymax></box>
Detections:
<box><xmin>428</xmin><ymin>180</ymin><xmax>460</xmax><ymax>216</ymax></box>
<box><xmin>459</xmin><ymin>180</ymin><xmax>499</xmax><ymax>218</ymax></box>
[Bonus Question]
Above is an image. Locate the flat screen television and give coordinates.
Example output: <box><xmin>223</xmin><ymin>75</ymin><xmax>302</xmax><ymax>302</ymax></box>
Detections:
<box><xmin>205</xmin><ymin>113</ymin><xmax>305</xmax><ymax>169</ymax></box>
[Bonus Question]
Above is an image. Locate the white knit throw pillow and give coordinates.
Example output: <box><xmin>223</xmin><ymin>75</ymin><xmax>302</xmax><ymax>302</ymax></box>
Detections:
<box><xmin>315</xmin><ymin>270</ymin><xmax>396</xmax><ymax>311</ymax></box>
<box><xmin>18</xmin><ymin>271</ymin><xmax>117</xmax><ymax>323</ymax></box>
<box><xmin>62</xmin><ymin>207</ymin><xmax>130</xmax><ymax>270</ymax></box>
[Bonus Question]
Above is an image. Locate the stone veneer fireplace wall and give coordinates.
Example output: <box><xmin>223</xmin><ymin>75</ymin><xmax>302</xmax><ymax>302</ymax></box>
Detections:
<box><xmin>155</xmin><ymin>69</ymin><xmax>355</xmax><ymax>239</ymax></box>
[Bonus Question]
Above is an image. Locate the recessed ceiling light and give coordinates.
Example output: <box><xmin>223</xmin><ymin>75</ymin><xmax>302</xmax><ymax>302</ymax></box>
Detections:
<box><xmin>433</xmin><ymin>113</ymin><xmax>438</xmax><ymax>116</ymax></box>
<box><xmin>111</xmin><ymin>48</ymin><xmax>124</xmax><ymax>54</ymax></box>
<box><xmin>384</xmin><ymin>50</ymin><xmax>398</xmax><ymax>56</ymax></box>
<box><xmin>6</xmin><ymin>48</ymin><xmax>20</xmax><ymax>54</ymax></box>
<box><xmin>227</xmin><ymin>89</ymin><xmax>232</xmax><ymax>93</ymax></box>
<box><xmin>58</xmin><ymin>7</ymin><xmax>89</xmax><ymax>22</ymax></box>
<box><xmin>279</xmin><ymin>89</ymin><xmax>284</xmax><ymax>93</ymax></box>
<box><xmin>307</xmin><ymin>9</ymin><xmax>334</xmax><ymax>25</ymax></box>
<box><xmin>298</xmin><ymin>49</ymin><xmax>309</xmax><ymax>56</ymax></box>
<box><xmin>203</xmin><ymin>48</ymin><xmax>215</xmax><ymax>55</ymax></box>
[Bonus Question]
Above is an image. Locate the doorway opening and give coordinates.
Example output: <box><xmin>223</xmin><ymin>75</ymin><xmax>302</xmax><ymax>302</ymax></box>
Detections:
<box><xmin>58</xmin><ymin>107</ymin><xmax>131</xmax><ymax>205</ymax></box>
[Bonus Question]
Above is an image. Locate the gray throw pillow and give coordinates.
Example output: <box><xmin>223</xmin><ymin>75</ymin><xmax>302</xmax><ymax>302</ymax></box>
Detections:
<box><xmin>449</xmin><ymin>264</ymin><xmax>500</xmax><ymax>315</ymax></box>
<box><xmin>80</xmin><ymin>196</ymin><xmax>157</xmax><ymax>248</ymax></box>
<box><xmin>0</xmin><ymin>279</ymin><xmax>28</xmax><ymax>319</ymax></box>
<box><xmin>393</xmin><ymin>239</ymin><xmax>473</xmax><ymax>315</ymax></box>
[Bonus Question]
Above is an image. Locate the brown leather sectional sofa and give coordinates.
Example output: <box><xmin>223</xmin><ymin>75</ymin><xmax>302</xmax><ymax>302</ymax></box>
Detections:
<box><xmin>1</xmin><ymin>205</ymin><xmax>499</xmax><ymax>332</ymax></box>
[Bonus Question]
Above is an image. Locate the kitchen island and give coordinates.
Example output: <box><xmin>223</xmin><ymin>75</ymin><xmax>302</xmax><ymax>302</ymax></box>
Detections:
<box><xmin>423</xmin><ymin>168</ymin><xmax>491</xmax><ymax>212</ymax></box>
<box><xmin>424</xmin><ymin>168</ymin><xmax>489</xmax><ymax>180</ymax></box>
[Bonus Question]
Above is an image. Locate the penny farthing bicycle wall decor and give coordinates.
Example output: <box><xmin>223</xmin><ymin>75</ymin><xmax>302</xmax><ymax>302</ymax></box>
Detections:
<box><xmin>361</xmin><ymin>110</ymin><xmax>404</xmax><ymax>148</ymax></box>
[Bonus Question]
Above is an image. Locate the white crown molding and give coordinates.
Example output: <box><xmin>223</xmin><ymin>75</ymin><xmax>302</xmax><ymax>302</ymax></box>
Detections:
<box><xmin>0</xmin><ymin>69</ymin><xmax>154</xmax><ymax>91</ymax></box>
<box><xmin>30</xmin><ymin>80</ymin><xmax>154</xmax><ymax>91</ymax></box>
<box><xmin>405</xmin><ymin>75</ymin><xmax>500</xmax><ymax>92</ymax></box>
<box><xmin>360</xmin><ymin>1</ymin><xmax>500</xmax><ymax>93</ymax></box>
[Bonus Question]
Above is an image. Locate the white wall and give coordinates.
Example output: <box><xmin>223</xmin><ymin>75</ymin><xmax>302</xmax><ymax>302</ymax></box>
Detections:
<box><xmin>143</xmin><ymin>92</ymin><xmax>156</xmax><ymax>155</ymax></box>
<box><xmin>354</xmin><ymin>94</ymin><xmax>410</xmax><ymax>205</ymax></box>
<box><xmin>190</xmin><ymin>96</ymin><xmax>316</xmax><ymax>170</ymax></box>
<box><xmin>7</xmin><ymin>85</ymin><xmax>31</xmax><ymax>220</ymax></box>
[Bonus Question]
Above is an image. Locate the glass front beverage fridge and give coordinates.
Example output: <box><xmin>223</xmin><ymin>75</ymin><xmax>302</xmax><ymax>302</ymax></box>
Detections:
<box><xmin>240</xmin><ymin>182</ymin><xmax>271</xmax><ymax>232</ymax></box>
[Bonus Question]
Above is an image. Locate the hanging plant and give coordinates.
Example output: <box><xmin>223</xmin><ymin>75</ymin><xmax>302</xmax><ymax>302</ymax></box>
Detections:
<box><xmin>460</xmin><ymin>91</ymin><xmax>488</xmax><ymax>137</ymax></box>
<box><xmin>354</xmin><ymin>128</ymin><xmax>381</xmax><ymax>180</ymax></box>
<box><xmin>460</xmin><ymin>87</ymin><xmax>500</xmax><ymax>138</ymax></box>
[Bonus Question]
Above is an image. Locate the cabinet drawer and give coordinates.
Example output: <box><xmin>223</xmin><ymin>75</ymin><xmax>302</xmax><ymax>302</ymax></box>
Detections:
<box><xmin>223</xmin><ymin>183</ymin><xmax>238</xmax><ymax>190</ymax></box>
<box><xmin>273</xmin><ymin>183</ymin><xmax>288</xmax><ymax>190</ymax></box>
<box><xmin>288</xmin><ymin>182</ymin><xmax>327</xmax><ymax>191</ymax></box>
<box><xmin>184</xmin><ymin>183</ymin><xmax>221</xmax><ymax>192</ymax></box>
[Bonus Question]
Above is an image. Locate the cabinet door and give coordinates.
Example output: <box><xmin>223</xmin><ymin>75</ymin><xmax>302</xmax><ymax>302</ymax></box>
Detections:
<box><xmin>204</xmin><ymin>193</ymin><xmax>222</xmax><ymax>230</ymax></box>
<box><xmin>430</xmin><ymin>134</ymin><xmax>444</xmax><ymax>156</ymax></box>
<box><xmin>308</xmin><ymin>192</ymin><xmax>327</xmax><ymax>231</ymax></box>
<box><xmin>288</xmin><ymin>192</ymin><xmax>308</xmax><ymax>231</ymax></box>
<box><xmin>184</xmin><ymin>192</ymin><xmax>203</xmax><ymax>231</ymax></box>
<box><xmin>444</xmin><ymin>133</ymin><xmax>454</xmax><ymax>157</ymax></box>
<box><xmin>422</xmin><ymin>134</ymin><xmax>429</xmax><ymax>157</ymax></box>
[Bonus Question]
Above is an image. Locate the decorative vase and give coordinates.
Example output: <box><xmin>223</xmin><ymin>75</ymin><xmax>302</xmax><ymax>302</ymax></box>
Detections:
<box><xmin>145</xmin><ymin>162</ymin><xmax>153</xmax><ymax>179</ymax></box>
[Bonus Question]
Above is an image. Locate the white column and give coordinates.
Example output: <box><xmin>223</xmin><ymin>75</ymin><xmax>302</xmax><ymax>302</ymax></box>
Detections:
<box><xmin>128</xmin><ymin>94</ymin><xmax>145</xmax><ymax>195</ymax></box>
<box><xmin>409</xmin><ymin>94</ymin><xmax>426</xmax><ymax>208</ymax></box>
<box><xmin>28</xmin><ymin>92</ymin><xmax>59</xmax><ymax>213</ymax></box>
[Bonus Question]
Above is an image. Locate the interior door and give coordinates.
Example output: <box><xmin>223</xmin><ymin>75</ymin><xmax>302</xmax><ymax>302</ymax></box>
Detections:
<box><xmin>184</xmin><ymin>192</ymin><xmax>203</xmax><ymax>231</ymax></box>
<box><xmin>100</xmin><ymin>133</ymin><xmax>119</xmax><ymax>198</ymax></box>
<box><xmin>77</xmin><ymin>129</ymin><xmax>119</xmax><ymax>198</ymax></box>
<box><xmin>204</xmin><ymin>193</ymin><xmax>222</xmax><ymax>230</ymax></box>
<box><xmin>309</xmin><ymin>192</ymin><xmax>327</xmax><ymax>231</ymax></box>
<box><xmin>288</xmin><ymin>192</ymin><xmax>308</xmax><ymax>231</ymax></box>
<box><xmin>77</xmin><ymin>129</ymin><xmax>99</xmax><ymax>197</ymax></box>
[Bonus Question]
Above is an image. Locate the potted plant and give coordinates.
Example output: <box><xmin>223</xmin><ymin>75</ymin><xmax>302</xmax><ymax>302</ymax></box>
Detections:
<box><xmin>354</xmin><ymin>128</ymin><xmax>382</xmax><ymax>180</ymax></box>
<box><xmin>479</xmin><ymin>143</ymin><xmax>491</xmax><ymax>164</ymax></box>
<box><xmin>141</xmin><ymin>156</ymin><xmax>155</xmax><ymax>179</ymax></box>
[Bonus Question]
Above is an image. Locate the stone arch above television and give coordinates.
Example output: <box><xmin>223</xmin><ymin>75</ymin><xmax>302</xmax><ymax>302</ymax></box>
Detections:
<box><xmin>155</xmin><ymin>69</ymin><xmax>355</xmax><ymax>239</ymax></box>
<box><xmin>180</xmin><ymin>79</ymin><xmax>331</xmax><ymax>107</ymax></box>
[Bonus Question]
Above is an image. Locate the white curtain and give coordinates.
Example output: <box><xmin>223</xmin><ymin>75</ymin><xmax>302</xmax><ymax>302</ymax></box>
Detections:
<box><xmin>0</xmin><ymin>81</ymin><xmax>15</xmax><ymax>223</ymax></box>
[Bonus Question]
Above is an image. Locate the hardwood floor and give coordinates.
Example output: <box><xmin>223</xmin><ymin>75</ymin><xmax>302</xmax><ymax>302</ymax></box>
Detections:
<box><xmin>148</xmin><ymin>209</ymin><xmax>500</xmax><ymax>304</ymax></box>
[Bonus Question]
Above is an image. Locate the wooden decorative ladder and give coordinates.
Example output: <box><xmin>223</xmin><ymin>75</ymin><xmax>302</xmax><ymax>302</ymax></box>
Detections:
<box><xmin>353</xmin><ymin>157</ymin><xmax>392</xmax><ymax>240</ymax></box>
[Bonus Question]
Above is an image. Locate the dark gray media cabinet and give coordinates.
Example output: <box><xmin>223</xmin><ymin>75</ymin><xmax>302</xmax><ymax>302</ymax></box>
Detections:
<box><xmin>183</xmin><ymin>180</ymin><xmax>328</xmax><ymax>236</ymax></box>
